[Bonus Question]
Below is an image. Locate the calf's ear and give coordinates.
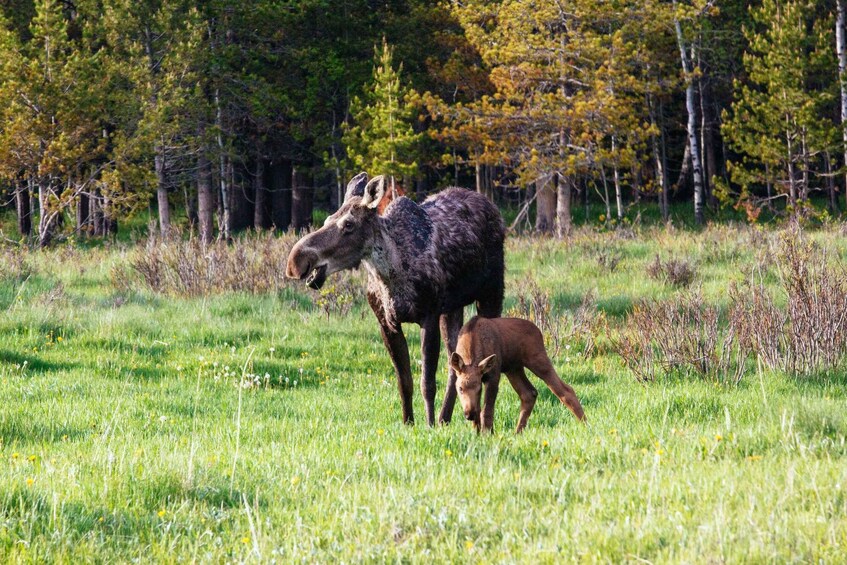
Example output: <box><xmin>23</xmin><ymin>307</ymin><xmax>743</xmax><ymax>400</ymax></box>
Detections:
<box><xmin>450</xmin><ymin>352</ymin><xmax>465</xmax><ymax>372</ymax></box>
<box><xmin>478</xmin><ymin>354</ymin><xmax>498</xmax><ymax>375</ymax></box>
<box><xmin>360</xmin><ymin>175</ymin><xmax>386</xmax><ymax>209</ymax></box>
<box><xmin>344</xmin><ymin>172</ymin><xmax>369</xmax><ymax>202</ymax></box>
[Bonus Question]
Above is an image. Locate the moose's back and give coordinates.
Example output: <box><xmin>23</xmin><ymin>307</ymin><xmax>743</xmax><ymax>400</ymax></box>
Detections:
<box><xmin>419</xmin><ymin>188</ymin><xmax>505</xmax><ymax>315</ymax></box>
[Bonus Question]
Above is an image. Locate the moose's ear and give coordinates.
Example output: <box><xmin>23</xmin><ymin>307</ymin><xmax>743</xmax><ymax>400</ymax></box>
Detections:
<box><xmin>360</xmin><ymin>175</ymin><xmax>386</xmax><ymax>209</ymax></box>
<box><xmin>478</xmin><ymin>354</ymin><xmax>498</xmax><ymax>375</ymax></box>
<box><xmin>450</xmin><ymin>352</ymin><xmax>465</xmax><ymax>372</ymax></box>
<box><xmin>344</xmin><ymin>172</ymin><xmax>369</xmax><ymax>202</ymax></box>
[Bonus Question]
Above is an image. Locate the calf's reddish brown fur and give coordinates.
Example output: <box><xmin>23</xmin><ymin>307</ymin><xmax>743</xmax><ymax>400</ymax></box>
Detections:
<box><xmin>450</xmin><ymin>316</ymin><xmax>585</xmax><ymax>433</ymax></box>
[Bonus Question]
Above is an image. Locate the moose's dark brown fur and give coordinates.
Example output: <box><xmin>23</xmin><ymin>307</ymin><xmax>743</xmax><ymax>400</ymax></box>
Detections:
<box><xmin>286</xmin><ymin>173</ymin><xmax>505</xmax><ymax>425</ymax></box>
<box><xmin>450</xmin><ymin>316</ymin><xmax>586</xmax><ymax>433</ymax></box>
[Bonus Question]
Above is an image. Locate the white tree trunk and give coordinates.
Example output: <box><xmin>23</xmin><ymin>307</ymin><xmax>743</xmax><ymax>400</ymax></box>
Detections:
<box><xmin>612</xmin><ymin>136</ymin><xmax>623</xmax><ymax>220</ymax></box>
<box><xmin>215</xmin><ymin>88</ymin><xmax>231</xmax><ymax>240</ymax></box>
<box><xmin>674</xmin><ymin>6</ymin><xmax>705</xmax><ymax>225</ymax></box>
<box><xmin>556</xmin><ymin>174</ymin><xmax>572</xmax><ymax>238</ymax></box>
<box><xmin>155</xmin><ymin>148</ymin><xmax>170</xmax><ymax>238</ymax></box>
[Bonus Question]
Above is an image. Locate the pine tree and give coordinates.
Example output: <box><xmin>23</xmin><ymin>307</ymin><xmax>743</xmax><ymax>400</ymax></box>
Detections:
<box><xmin>343</xmin><ymin>38</ymin><xmax>422</xmax><ymax>194</ymax></box>
<box><xmin>721</xmin><ymin>0</ymin><xmax>836</xmax><ymax>216</ymax></box>
<box><xmin>0</xmin><ymin>0</ymin><xmax>106</xmax><ymax>245</ymax></box>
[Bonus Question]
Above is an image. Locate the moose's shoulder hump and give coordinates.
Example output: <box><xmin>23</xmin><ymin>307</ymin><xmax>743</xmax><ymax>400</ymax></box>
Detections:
<box><xmin>383</xmin><ymin>196</ymin><xmax>433</xmax><ymax>250</ymax></box>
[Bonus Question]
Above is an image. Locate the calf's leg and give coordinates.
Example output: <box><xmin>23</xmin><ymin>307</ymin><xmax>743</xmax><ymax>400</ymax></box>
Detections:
<box><xmin>437</xmin><ymin>309</ymin><xmax>463</xmax><ymax>425</ymax></box>
<box><xmin>506</xmin><ymin>369</ymin><xmax>538</xmax><ymax>433</ymax></box>
<box><xmin>526</xmin><ymin>353</ymin><xmax>586</xmax><ymax>421</ymax></box>
<box><xmin>480</xmin><ymin>368</ymin><xmax>502</xmax><ymax>433</ymax></box>
<box><xmin>419</xmin><ymin>315</ymin><xmax>441</xmax><ymax>426</ymax></box>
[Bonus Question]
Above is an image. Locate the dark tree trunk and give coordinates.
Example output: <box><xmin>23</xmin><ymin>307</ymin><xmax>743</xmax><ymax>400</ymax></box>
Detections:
<box><xmin>415</xmin><ymin>174</ymin><xmax>429</xmax><ymax>201</ymax></box>
<box><xmin>90</xmin><ymin>189</ymin><xmax>104</xmax><ymax>236</ymax></box>
<box><xmin>535</xmin><ymin>174</ymin><xmax>556</xmax><ymax>233</ymax></box>
<box><xmin>659</xmin><ymin>99</ymin><xmax>670</xmax><ymax>222</ymax></box>
<box><xmin>76</xmin><ymin>191</ymin><xmax>90</xmax><ymax>234</ymax></box>
<box><xmin>291</xmin><ymin>165</ymin><xmax>313</xmax><ymax>231</ymax></box>
<box><xmin>15</xmin><ymin>181</ymin><xmax>31</xmax><ymax>236</ymax></box>
<box><xmin>269</xmin><ymin>160</ymin><xmax>292</xmax><ymax>231</ymax></box>
<box><xmin>825</xmin><ymin>151</ymin><xmax>840</xmax><ymax>213</ymax></box>
<box><xmin>197</xmin><ymin>151</ymin><xmax>215</xmax><ymax>245</ymax></box>
<box><xmin>254</xmin><ymin>157</ymin><xmax>270</xmax><ymax>229</ymax></box>
<box><xmin>228</xmin><ymin>162</ymin><xmax>252</xmax><ymax>232</ymax></box>
<box><xmin>103</xmin><ymin>193</ymin><xmax>118</xmax><ymax>236</ymax></box>
<box><xmin>699</xmin><ymin>77</ymin><xmax>719</xmax><ymax>210</ymax></box>
<box><xmin>184</xmin><ymin>182</ymin><xmax>198</xmax><ymax>228</ymax></box>
<box><xmin>650</xmin><ymin>96</ymin><xmax>669</xmax><ymax>223</ymax></box>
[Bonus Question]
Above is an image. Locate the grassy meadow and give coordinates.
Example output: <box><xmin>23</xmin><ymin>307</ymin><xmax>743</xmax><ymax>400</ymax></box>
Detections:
<box><xmin>1</xmin><ymin>221</ymin><xmax>846</xmax><ymax>562</ymax></box>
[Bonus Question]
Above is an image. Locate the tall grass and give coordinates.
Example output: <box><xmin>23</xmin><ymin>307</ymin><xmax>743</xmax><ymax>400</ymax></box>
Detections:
<box><xmin>0</xmin><ymin>224</ymin><xmax>845</xmax><ymax>562</ymax></box>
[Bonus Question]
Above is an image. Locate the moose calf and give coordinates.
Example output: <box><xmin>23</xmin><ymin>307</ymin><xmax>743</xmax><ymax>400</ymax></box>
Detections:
<box><xmin>450</xmin><ymin>316</ymin><xmax>585</xmax><ymax>433</ymax></box>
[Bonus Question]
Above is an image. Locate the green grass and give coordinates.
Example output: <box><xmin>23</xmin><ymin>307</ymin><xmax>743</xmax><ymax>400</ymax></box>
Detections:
<box><xmin>1</xmin><ymin>226</ymin><xmax>846</xmax><ymax>562</ymax></box>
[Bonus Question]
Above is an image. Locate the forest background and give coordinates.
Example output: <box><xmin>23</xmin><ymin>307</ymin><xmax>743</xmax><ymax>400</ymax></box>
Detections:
<box><xmin>3</xmin><ymin>0</ymin><xmax>847</xmax><ymax>243</ymax></box>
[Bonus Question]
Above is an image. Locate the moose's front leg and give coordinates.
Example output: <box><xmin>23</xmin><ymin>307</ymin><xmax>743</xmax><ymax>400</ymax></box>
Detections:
<box><xmin>369</xmin><ymin>294</ymin><xmax>414</xmax><ymax>424</ymax></box>
<box><xmin>419</xmin><ymin>315</ymin><xmax>441</xmax><ymax>426</ymax></box>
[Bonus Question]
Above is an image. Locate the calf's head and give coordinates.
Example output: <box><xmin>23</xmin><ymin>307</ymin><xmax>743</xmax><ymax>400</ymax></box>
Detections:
<box><xmin>286</xmin><ymin>173</ymin><xmax>387</xmax><ymax>289</ymax></box>
<box><xmin>450</xmin><ymin>352</ymin><xmax>498</xmax><ymax>426</ymax></box>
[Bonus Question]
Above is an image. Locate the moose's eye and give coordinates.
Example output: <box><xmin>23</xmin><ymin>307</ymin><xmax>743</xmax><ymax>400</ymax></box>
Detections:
<box><xmin>341</xmin><ymin>221</ymin><xmax>356</xmax><ymax>233</ymax></box>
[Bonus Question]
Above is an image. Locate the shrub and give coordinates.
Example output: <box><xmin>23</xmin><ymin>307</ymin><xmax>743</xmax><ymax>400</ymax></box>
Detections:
<box><xmin>506</xmin><ymin>275</ymin><xmax>604</xmax><ymax>359</ymax></box>
<box><xmin>646</xmin><ymin>255</ymin><xmax>697</xmax><ymax>287</ymax></box>
<box><xmin>0</xmin><ymin>246</ymin><xmax>32</xmax><ymax>283</ymax></box>
<box><xmin>615</xmin><ymin>289</ymin><xmax>746</xmax><ymax>384</ymax></box>
<box><xmin>619</xmin><ymin>230</ymin><xmax>847</xmax><ymax>382</ymax></box>
<box><xmin>731</xmin><ymin>233</ymin><xmax>847</xmax><ymax>377</ymax></box>
<box><xmin>113</xmin><ymin>230</ymin><xmax>298</xmax><ymax>296</ymax></box>
<box><xmin>595</xmin><ymin>250</ymin><xmax>622</xmax><ymax>273</ymax></box>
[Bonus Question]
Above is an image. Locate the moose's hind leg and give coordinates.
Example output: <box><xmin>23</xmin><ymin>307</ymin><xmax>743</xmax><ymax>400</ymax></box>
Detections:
<box><xmin>420</xmin><ymin>315</ymin><xmax>441</xmax><ymax>426</ymax></box>
<box><xmin>526</xmin><ymin>353</ymin><xmax>586</xmax><ymax>421</ymax></box>
<box><xmin>505</xmin><ymin>369</ymin><xmax>538</xmax><ymax>433</ymax></box>
<box><xmin>438</xmin><ymin>309</ymin><xmax>463</xmax><ymax>425</ymax></box>
<box><xmin>475</xmin><ymin>274</ymin><xmax>504</xmax><ymax>318</ymax></box>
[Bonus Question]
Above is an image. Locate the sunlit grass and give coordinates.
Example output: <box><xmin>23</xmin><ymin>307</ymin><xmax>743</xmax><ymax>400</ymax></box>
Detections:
<box><xmin>0</xmin><ymin>225</ymin><xmax>846</xmax><ymax>562</ymax></box>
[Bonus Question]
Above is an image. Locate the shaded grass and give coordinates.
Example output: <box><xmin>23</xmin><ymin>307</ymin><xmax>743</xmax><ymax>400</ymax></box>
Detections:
<box><xmin>0</xmin><ymin>226</ymin><xmax>846</xmax><ymax>562</ymax></box>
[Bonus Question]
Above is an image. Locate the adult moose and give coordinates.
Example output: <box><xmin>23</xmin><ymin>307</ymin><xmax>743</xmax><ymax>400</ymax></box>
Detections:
<box><xmin>286</xmin><ymin>172</ymin><xmax>505</xmax><ymax>425</ymax></box>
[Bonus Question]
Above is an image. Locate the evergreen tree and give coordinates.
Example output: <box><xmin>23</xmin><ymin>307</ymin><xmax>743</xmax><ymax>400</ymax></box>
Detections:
<box><xmin>343</xmin><ymin>38</ymin><xmax>422</xmax><ymax>193</ymax></box>
<box><xmin>721</xmin><ymin>0</ymin><xmax>837</xmax><ymax>216</ymax></box>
